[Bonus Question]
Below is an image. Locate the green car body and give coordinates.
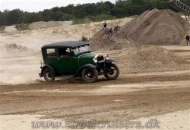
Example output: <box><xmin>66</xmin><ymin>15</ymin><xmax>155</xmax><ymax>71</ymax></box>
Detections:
<box><xmin>39</xmin><ymin>41</ymin><xmax>119</xmax><ymax>83</ymax></box>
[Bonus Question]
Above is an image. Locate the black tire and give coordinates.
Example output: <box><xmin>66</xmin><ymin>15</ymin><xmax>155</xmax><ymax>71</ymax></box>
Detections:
<box><xmin>104</xmin><ymin>64</ymin><xmax>119</xmax><ymax>80</ymax></box>
<box><xmin>82</xmin><ymin>68</ymin><xmax>98</xmax><ymax>83</ymax></box>
<box><xmin>43</xmin><ymin>68</ymin><xmax>55</xmax><ymax>82</ymax></box>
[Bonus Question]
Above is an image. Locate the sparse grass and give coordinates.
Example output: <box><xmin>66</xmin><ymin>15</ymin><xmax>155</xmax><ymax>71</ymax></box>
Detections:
<box><xmin>72</xmin><ymin>19</ymin><xmax>86</xmax><ymax>25</ymax></box>
<box><xmin>0</xmin><ymin>26</ymin><xmax>5</xmax><ymax>33</ymax></box>
<box><xmin>15</xmin><ymin>24</ymin><xmax>29</xmax><ymax>31</ymax></box>
<box><xmin>81</xmin><ymin>36</ymin><xmax>89</xmax><ymax>42</ymax></box>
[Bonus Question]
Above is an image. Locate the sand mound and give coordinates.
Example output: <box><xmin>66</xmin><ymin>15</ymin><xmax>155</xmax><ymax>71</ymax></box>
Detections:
<box><xmin>4</xmin><ymin>26</ymin><xmax>17</xmax><ymax>33</ymax></box>
<box><xmin>116</xmin><ymin>46</ymin><xmax>189</xmax><ymax>73</ymax></box>
<box><xmin>120</xmin><ymin>9</ymin><xmax>189</xmax><ymax>45</ymax></box>
<box><xmin>90</xmin><ymin>29</ymin><xmax>131</xmax><ymax>51</ymax></box>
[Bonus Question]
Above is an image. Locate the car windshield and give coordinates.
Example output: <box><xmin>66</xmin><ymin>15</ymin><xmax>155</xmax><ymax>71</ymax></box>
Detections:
<box><xmin>72</xmin><ymin>45</ymin><xmax>92</xmax><ymax>55</ymax></box>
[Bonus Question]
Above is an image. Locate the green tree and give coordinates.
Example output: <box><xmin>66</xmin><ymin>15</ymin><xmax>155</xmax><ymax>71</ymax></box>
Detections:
<box><xmin>0</xmin><ymin>0</ymin><xmax>182</xmax><ymax>26</ymax></box>
<box><xmin>6</xmin><ymin>9</ymin><xmax>23</xmax><ymax>25</ymax></box>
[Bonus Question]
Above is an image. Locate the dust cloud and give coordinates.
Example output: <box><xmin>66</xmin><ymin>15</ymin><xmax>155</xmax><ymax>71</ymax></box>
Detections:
<box><xmin>0</xmin><ymin>19</ymin><xmax>128</xmax><ymax>85</ymax></box>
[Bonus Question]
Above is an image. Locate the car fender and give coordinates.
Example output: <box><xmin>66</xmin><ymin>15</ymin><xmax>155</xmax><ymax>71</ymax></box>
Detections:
<box><xmin>105</xmin><ymin>58</ymin><xmax>116</xmax><ymax>64</ymax></box>
<box><xmin>40</xmin><ymin>65</ymin><xmax>55</xmax><ymax>77</ymax></box>
<box><xmin>74</xmin><ymin>64</ymin><xmax>97</xmax><ymax>77</ymax></box>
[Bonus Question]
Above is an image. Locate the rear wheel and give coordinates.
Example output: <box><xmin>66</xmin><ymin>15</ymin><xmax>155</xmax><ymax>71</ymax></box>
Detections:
<box><xmin>43</xmin><ymin>68</ymin><xmax>55</xmax><ymax>82</ymax></box>
<box><xmin>82</xmin><ymin>68</ymin><xmax>98</xmax><ymax>83</ymax></box>
<box><xmin>104</xmin><ymin>64</ymin><xmax>119</xmax><ymax>80</ymax></box>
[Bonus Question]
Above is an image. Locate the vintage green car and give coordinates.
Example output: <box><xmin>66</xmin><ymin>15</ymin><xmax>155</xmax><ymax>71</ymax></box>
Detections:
<box><xmin>39</xmin><ymin>41</ymin><xmax>119</xmax><ymax>83</ymax></box>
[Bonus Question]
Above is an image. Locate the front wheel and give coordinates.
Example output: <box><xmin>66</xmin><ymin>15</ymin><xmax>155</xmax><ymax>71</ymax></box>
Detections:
<box><xmin>104</xmin><ymin>64</ymin><xmax>119</xmax><ymax>80</ymax></box>
<box><xmin>43</xmin><ymin>68</ymin><xmax>55</xmax><ymax>82</ymax></box>
<box><xmin>82</xmin><ymin>68</ymin><xmax>98</xmax><ymax>83</ymax></box>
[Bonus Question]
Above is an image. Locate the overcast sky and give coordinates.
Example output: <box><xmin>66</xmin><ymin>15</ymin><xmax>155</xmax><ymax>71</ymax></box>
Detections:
<box><xmin>0</xmin><ymin>0</ymin><xmax>116</xmax><ymax>12</ymax></box>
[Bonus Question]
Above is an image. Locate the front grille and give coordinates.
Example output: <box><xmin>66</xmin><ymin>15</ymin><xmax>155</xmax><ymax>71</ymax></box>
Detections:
<box><xmin>97</xmin><ymin>55</ymin><xmax>104</xmax><ymax>63</ymax></box>
<box><xmin>97</xmin><ymin>55</ymin><xmax>104</xmax><ymax>70</ymax></box>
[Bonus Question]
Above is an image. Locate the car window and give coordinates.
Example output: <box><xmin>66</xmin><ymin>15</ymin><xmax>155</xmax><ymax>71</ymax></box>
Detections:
<box><xmin>58</xmin><ymin>48</ymin><xmax>71</xmax><ymax>56</ymax></box>
<box><xmin>65</xmin><ymin>48</ymin><xmax>70</xmax><ymax>53</ymax></box>
<box><xmin>79</xmin><ymin>46</ymin><xmax>87</xmax><ymax>53</ymax></box>
<box><xmin>72</xmin><ymin>47</ymin><xmax>79</xmax><ymax>55</ymax></box>
<box><xmin>46</xmin><ymin>48</ymin><xmax>57</xmax><ymax>57</ymax></box>
<box><xmin>72</xmin><ymin>45</ymin><xmax>92</xmax><ymax>55</ymax></box>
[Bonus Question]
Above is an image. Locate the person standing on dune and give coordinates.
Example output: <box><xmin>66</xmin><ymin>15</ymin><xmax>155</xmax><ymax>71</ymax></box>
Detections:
<box><xmin>103</xmin><ymin>21</ymin><xmax>107</xmax><ymax>34</ymax></box>
<box><xmin>186</xmin><ymin>35</ymin><xmax>190</xmax><ymax>46</ymax></box>
<box><xmin>114</xmin><ymin>25</ymin><xmax>120</xmax><ymax>35</ymax></box>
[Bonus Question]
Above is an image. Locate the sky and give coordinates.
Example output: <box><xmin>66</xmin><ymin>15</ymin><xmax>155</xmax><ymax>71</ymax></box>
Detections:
<box><xmin>0</xmin><ymin>0</ymin><xmax>116</xmax><ymax>12</ymax></box>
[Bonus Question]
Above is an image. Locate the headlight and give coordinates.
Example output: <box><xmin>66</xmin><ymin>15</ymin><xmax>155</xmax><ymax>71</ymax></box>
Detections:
<box><xmin>93</xmin><ymin>55</ymin><xmax>98</xmax><ymax>63</ymax></box>
<box><xmin>105</xmin><ymin>54</ymin><xmax>109</xmax><ymax>60</ymax></box>
<box><xmin>93</xmin><ymin>54</ymin><xmax>105</xmax><ymax>63</ymax></box>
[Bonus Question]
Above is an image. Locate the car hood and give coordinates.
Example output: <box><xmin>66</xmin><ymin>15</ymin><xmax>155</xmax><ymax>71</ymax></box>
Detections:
<box><xmin>78</xmin><ymin>52</ymin><xmax>96</xmax><ymax>59</ymax></box>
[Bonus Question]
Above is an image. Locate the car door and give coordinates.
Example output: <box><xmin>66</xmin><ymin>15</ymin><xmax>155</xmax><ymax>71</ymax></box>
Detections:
<box><xmin>44</xmin><ymin>48</ymin><xmax>60</xmax><ymax>72</ymax></box>
<box><xmin>57</xmin><ymin>48</ymin><xmax>79</xmax><ymax>74</ymax></box>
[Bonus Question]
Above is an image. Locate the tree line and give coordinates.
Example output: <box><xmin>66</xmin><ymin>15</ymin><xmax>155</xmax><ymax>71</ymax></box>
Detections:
<box><xmin>0</xmin><ymin>0</ymin><xmax>189</xmax><ymax>26</ymax></box>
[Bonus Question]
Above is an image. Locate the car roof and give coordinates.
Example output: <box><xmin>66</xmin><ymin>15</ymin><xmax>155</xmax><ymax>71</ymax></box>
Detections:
<box><xmin>42</xmin><ymin>41</ymin><xmax>90</xmax><ymax>48</ymax></box>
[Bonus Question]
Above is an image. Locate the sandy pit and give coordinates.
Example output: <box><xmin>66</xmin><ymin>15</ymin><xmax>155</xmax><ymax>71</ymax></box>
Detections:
<box><xmin>0</xmin><ymin>10</ymin><xmax>190</xmax><ymax>130</ymax></box>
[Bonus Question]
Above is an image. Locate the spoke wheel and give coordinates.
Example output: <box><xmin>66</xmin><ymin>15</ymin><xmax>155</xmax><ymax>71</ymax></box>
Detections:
<box><xmin>82</xmin><ymin>68</ymin><xmax>98</xmax><ymax>83</ymax></box>
<box><xmin>104</xmin><ymin>64</ymin><xmax>119</xmax><ymax>80</ymax></box>
<box><xmin>43</xmin><ymin>68</ymin><xmax>55</xmax><ymax>82</ymax></box>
